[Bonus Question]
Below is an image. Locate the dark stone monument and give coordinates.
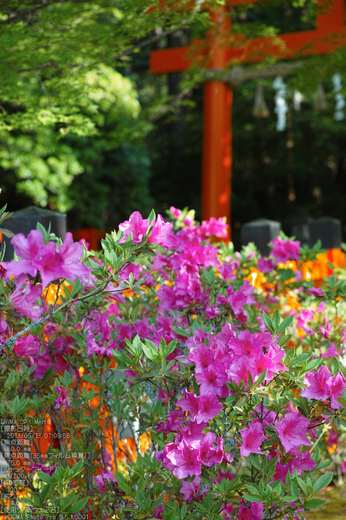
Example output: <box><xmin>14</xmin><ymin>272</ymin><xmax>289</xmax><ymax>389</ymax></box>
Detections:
<box><xmin>241</xmin><ymin>218</ymin><xmax>281</xmax><ymax>256</ymax></box>
<box><xmin>308</xmin><ymin>217</ymin><xmax>342</xmax><ymax>249</ymax></box>
<box><xmin>1</xmin><ymin>206</ymin><xmax>67</xmax><ymax>261</ymax></box>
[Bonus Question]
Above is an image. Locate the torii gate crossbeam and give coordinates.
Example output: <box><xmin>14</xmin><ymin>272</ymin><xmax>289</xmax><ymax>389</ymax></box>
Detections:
<box><xmin>150</xmin><ymin>0</ymin><xmax>346</xmax><ymax>238</ymax></box>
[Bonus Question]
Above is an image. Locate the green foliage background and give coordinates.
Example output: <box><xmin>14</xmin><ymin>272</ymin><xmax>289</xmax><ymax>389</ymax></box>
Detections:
<box><xmin>1</xmin><ymin>0</ymin><xmax>346</xmax><ymax>245</ymax></box>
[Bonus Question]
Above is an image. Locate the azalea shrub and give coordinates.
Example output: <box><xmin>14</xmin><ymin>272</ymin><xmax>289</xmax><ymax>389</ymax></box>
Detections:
<box><xmin>0</xmin><ymin>205</ymin><xmax>346</xmax><ymax>520</ymax></box>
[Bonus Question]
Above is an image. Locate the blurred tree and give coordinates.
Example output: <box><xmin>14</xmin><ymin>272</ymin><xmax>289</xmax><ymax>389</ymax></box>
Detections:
<box><xmin>0</xmin><ymin>0</ymin><xmax>206</xmax><ymax>133</ymax></box>
<box><xmin>0</xmin><ymin>0</ymin><xmax>208</xmax><ymax>225</ymax></box>
<box><xmin>0</xmin><ymin>65</ymin><xmax>149</xmax><ymax>225</ymax></box>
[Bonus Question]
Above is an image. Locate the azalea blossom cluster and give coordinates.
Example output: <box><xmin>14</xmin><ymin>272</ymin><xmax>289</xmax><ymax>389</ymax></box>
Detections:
<box><xmin>1</xmin><ymin>208</ymin><xmax>346</xmax><ymax>520</ymax></box>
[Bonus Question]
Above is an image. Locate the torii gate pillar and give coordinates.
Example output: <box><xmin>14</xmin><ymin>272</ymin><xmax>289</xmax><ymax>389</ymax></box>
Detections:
<box><xmin>202</xmin><ymin>79</ymin><xmax>232</xmax><ymax>225</ymax></box>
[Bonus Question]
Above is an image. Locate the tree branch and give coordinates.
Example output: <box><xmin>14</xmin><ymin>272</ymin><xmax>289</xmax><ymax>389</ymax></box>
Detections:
<box><xmin>6</xmin><ymin>0</ymin><xmax>95</xmax><ymax>24</ymax></box>
<box><xmin>115</xmin><ymin>27</ymin><xmax>186</xmax><ymax>60</ymax></box>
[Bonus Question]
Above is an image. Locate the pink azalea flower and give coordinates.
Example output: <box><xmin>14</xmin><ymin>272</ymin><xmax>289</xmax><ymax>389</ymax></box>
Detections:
<box><xmin>327</xmin><ymin>371</ymin><xmax>346</xmax><ymax>408</ymax></box>
<box><xmin>0</xmin><ymin>318</ymin><xmax>9</xmax><ymax>344</ymax></box>
<box><xmin>179</xmin><ymin>476</ymin><xmax>201</xmax><ymax>501</ymax></box>
<box><xmin>94</xmin><ymin>469</ymin><xmax>117</xmax><ymax>494</ymax></box>
<box><xmin>320</xmin><ymin>319</ymin><xmax>331</xmax><ymax>339</ymax></box>
<box><xmin>7</xmin><ymin>230</ymin><xmax>45</xmax><ymax>278</ymax></box>
<box><xmin>7</xmin><ymin>230</ymin><xmax>90</xmax><ymax>287</ymax></box>
<box><xmin>147</xmin><ymin>214</ymin><xmax>173</xmax><ymax>247</ymax></box>
<box><xmin>177</xmin><ymin>389</ymin><xmax>199</xmax><ymax>416</ymax></box>
<box><xmin>205</xmin><ymin>305</ymin><xmax>220</xmax><ymax>319</ymax></box>
<box><xmin>326</xmin><ymin>431</ymin><xmax>339</xmax><ymax>446</ymax></box>
<box><xmin>341</xmin><ymin>460</ymin><xmax>346</xmax><ymax>473</ymax></box>
<box><xmin>272</xmin><ymin>461</ymin><xmax>289</xmax><ymax>483</ymax></box>
<box><xmin>85</xmin><ymin>330</ymin><xmax>106</xmax><ymax>357</ymax></box>
<box><xmin>195</xmin><ymin>394</ymin><xmax>223</xmax><ymax>424</ymax></box>
<box><xmin>288</xmin><ymin>450</ymin><xmax>317</xmax><ymax>475</ymax></box>
<box><xmin>222</xmin><ymin>451</ymin><xmax>234</xmax><ymax>464</ymax></box>
<box><xmin>13</xmin><ymin>334</ymin><xmax>41</xmax><ymax>365</ymax></box>
<box><xmin>31</xmin><ymin>463</ymin><xmax>57</xmax><ymax>476</ymax></box>
<box><xmin>270</xmin><ymin>237</ymin><xmax>300</xmax><ymax>264</ymax></box>
<box><xmin>10</xmin><ymin>276</ymin><xmax>43</xmax><ymax>320</ymax></box>
<box><xmin>240</xmin><ymin>422</ymin><xmax>266</xmax><ymax>457</ymax></box>
<box><xmin>300</xmin><ymin>366</ymin><xmax>332</xmax><ymax>401</ymax></box>
<box><xmin>119</xmin><ymin>212</ymin><xmax>172</xmax><ymax>247</ymax></box>
<box><xmin>200</xmin><ymin>217</ymin><xmax>229</xmax><ymax>239</ymax></box>
<box><xmin>181</xmin><ymin>422</ymin><xmax>206</xmax><ymax>445</ymax></box>
<box><xmin>317</xmin><ymin>302</ymin><xmax>326</xmax><ymax>313</ymax></box>
<box><xmin>220</xmin><ymin>503</ymin><xmax>234</xmax><ymax>519</ymax></box>
<box><xmin>155</xmin><ymin>410</ymin><xmax>185</xmax><ymax>434</ymax></box>
<box><xmin>228</xmin><ymin>281</ymin><xmax>255</xmax><ymax>319</ymax></box>
<box><xmin>34</xmin><ymin>241</ymin><xmax>68</xmax><ymax>287</ymax></box>
<box><xmin>274</xmin><ymin>413</ymin><xmax>310</xmax><ymax>453</ymax></box>
<box><xmin>214</xmin><ymin>470</ymin><xmax>234</xmax><ymax>484</ymax></box>
<box><xmin>227</xmin><ymin>355</ymin><xmax>253</xmax><ymax>385</ymax></box>
<box><xmin>189</xmin><ymin>344</ymin><xmax>214</xmax><ymax>373</ymax></box>
<box><xmin>308</xmin><ymin>287</ymin><xmax>324</xmax><ymax>297</ymax></box>
<box><xmin>239</xmin><ymin>501</ymin><xmax>264</xmax><ymax>520</ymax></box>
<box><xmin>230</xmin><ymin>330</ymin><xmax>263</xmax><ymax>358</ymax></box>
<box><xmin>170</xmin><ymin>206</ymin><xmax>181</xmax><ymax>218</ymax></box>
<box><xmin>195</xmin><ymin>432</ymin><xmax>224</xmax><ymax>466</ymax></box>
<box><xmin>58</xmin><ymin>232</ymin><xmax>91</xmax><ymax>284</ymax></box>
<box><xmin>296</xmin><ymin>309</ymin><xmax>314</xmax><ymax>333</ymax></box>
<box><xmin>257</xmin><ymin>257</ymin><xmax>274</xmax><ymax>273</ymax></box>
<box><xmin>294</xmin><ymin>270</ymin><xmax>302</xmax><ymax>281</ymax></box>
<box><xmin>322</xmin><ymin>342</ymin><xmax>338</xmax><ymax>358</ymax></box>
<box><xmin>166</xmin><ymin>440</ymin><xmax>201</xmax><ymax>479</ymax></box>
<box><xmin>218</xmin><ymin>261</ymin><xmax>236</xmax><ymax>280</ymax></box>
<box><xmin>196</xmin><ymin>363</ymin><xmax>226</xmax><ymax>395</ymax></box>
<box><xmin>54</xmin><ymin>386</ymin><xmax>70</xmax><ymax>410</ymax></box>
<box><xmin>119</xmin><ymin>211</ymin><xmax>149</xmax><ymax>243</ymax></box>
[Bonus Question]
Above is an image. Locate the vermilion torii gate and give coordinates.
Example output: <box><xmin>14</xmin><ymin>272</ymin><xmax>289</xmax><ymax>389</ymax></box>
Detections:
<box><xmin>150</xmin><ymin>0</ymin><xmax>346</xmax><ymax>237</ymax></box>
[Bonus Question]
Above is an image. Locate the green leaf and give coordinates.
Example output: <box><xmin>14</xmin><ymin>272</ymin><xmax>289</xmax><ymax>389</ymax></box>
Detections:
<box><xmin>148</xmin><ymin>209</ymin><xmax>156</xmax><ymax>226</ymax></box>
<box><xmin>69</xmin><ymin>458</ymin><xmax>84</xmax><ymax>479</ymax></box>
<box><xmin>303</xmin><ymin>499</ymin><xmax>325</xmax><ymax>510</ymax></box>
<box><xmin>262</xmin><ymin>312</ymin><xmax>272</xmax><ymax>331</ymax></box>
<box><xmin>332</xmin><ymin>358</ymin><xmax>341</xmax><ymax>377</ymax></box>
<box><xmin>181</xmin><ymin>503</ymin><xmax>187</xmax><ymax>519</ymax></box>
<box><xmin>254</xmin><ymin>368</ymin><xmax>267</xmax><ymax>388</ymax></box>
<box><xmin>289</xmin><ymin>353</ymin><xmax>311</xmax><ymax>366</ymax></box>
<box><xmin>69</xmin><ymin>497</ymin><xmax>89</xmax><ymax>513</ymax></box>
<box><xmin>277</xmin><ymin>315</ymin><xmax>294</xmax><ymax>333</ymax></box>
<box><xmin>0</xmin><ymin>228</ymin><xmax>14</xmax><ymax>238</ymax></box>
<box><xmin>290</xmin><ymin>481</ymin><xmax>300</xmax><ymax>498</ymax></box>
<box><xmin>143</xmin><ymin>339</ymin><xmax>159</xmax><ymax>362</ymax></box>
<box><xmin>71</xmin><ymin>278</ymin><xmax>82</xmax><ymax>297</ymax></box>
<box><xmin>172</xmin><ymin>327</ymin><xmax>189</xmax><ymax>338</ymax></box>
<box><xmin>37</xmin><ymin>471</ymin><xmax>52</xmax><ymax>484</ymax></box>
<box><xmin>136</xmin><ymin>490</ymin><xmax>146</xmax><ymax>509</ymax></box>
<box><xmin>248</xmin><ymin>454</ymin><xmax>262</xmax><ymax>472</ymax></box>
<box><xmin>297</xmin><ymin>477</ymin><xmax>308</xmax><ymax>495</ymax></box>
<box><xmin>82</xmin><ymin>374</ymin><xmax>96</xmax><ymax>385</ymax></box>
<box><xmin>38</xmin><ymin>482</ymin><xmax>51</xmax><ymax>504</ymax></box>
<box><xmin>313</xmin><ymin>472</ymin><xmax>333</xmax><ymax>494</ymax></box>
<box><xmin>115</xmin><ymin>471</ymin><xmax>132</xmax><ymax>495</ymax></box>
<box><xmin>61</xmin><ymin>493</ymin><xmax>79</xmax><ymax>512</ymax></box>
<box><xmin>272</xmin><ymin>309</ymin><xmax>281</xmax><ymax>331</ymax></box>
<box><xmin>245</xmin><ymin>484</ymin><xmax>259</xmax><ymax>495</ymax></box>
<box><xmin>242</xmin><ymin>495</ymin><xmax>263</xmax><ymax>503</ymax></box>
<box><xmin>304</xmin><ymin>358</ymin><xmax>321</xmax><ymax>372</ymax></box>
<box><xmin>282</xmin><ymin>496</ymin><xmax>299</xmax><ymax>502</ymax></box>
